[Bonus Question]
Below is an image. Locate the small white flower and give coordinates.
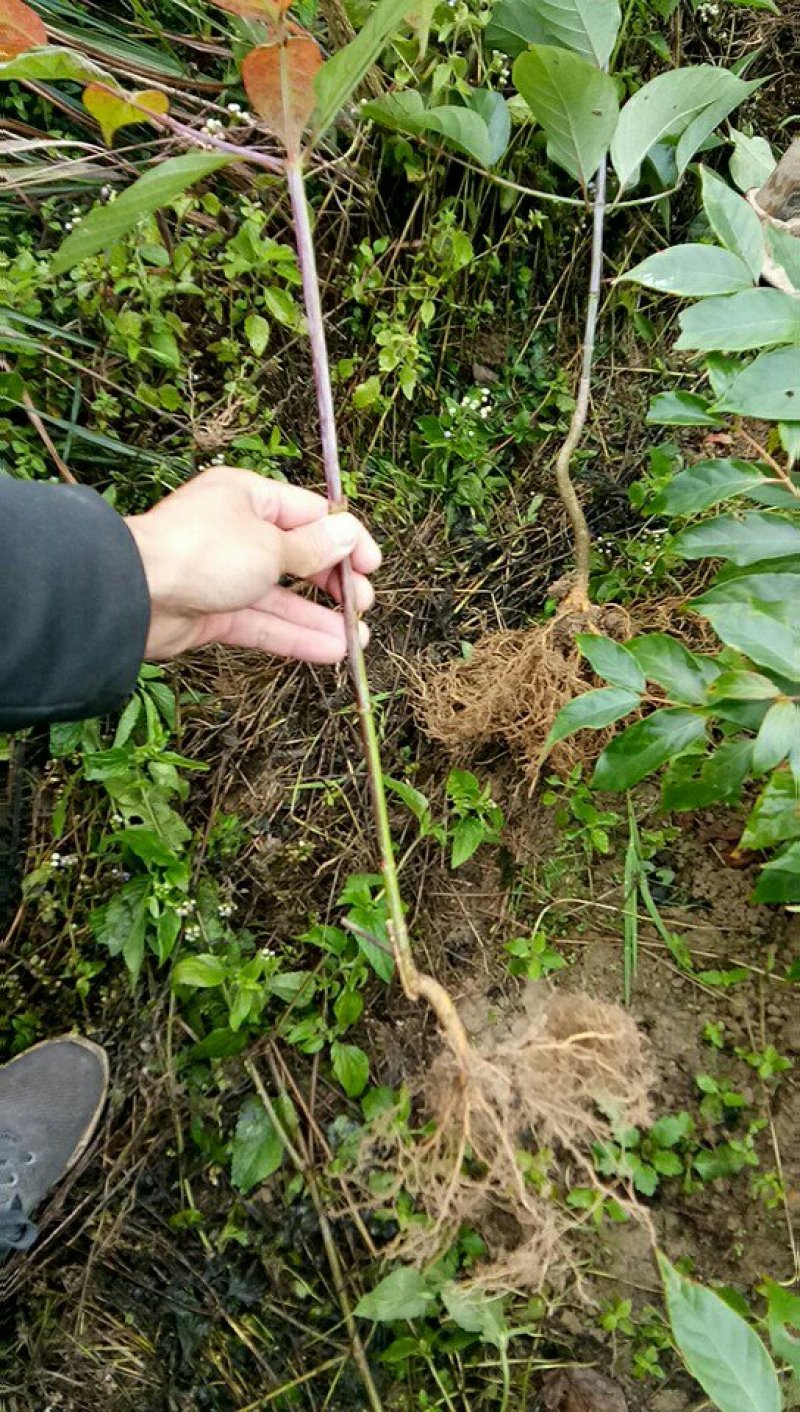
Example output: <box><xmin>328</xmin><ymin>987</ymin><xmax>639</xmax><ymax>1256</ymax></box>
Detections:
<box><xmin>260</xmin><ymin>945</ymin><xmax>276</xmax><ymax>958</ymax></box>
<box><xmin>64</xmin><ymin>221</ymin><xmax>73</xmax><ymax>232</ymax></box>
<box><xmin>480</xmin><ymin>406</ymin><xmax>490</xmax><ymax>420</ymax></box>
<box><xmin>226</xmin><ymin>102</ymin><xmax>242</xmax><ymax>114</ymax></box>
<box><xmin>443</xmin><ymin>430</ymin><xmax>452</xmax><ymax>439</ymax></box>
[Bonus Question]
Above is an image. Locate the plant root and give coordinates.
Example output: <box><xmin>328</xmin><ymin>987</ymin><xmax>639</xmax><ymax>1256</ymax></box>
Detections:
<box><xmin>354</xmin><ymin>989</ymin><xmax>652</xmax><ymax>1293</ymax></box>
<box><xmin>416</xmin><ymin>604</ymin><xmax>629</xmax><ymax>780</ymax></box>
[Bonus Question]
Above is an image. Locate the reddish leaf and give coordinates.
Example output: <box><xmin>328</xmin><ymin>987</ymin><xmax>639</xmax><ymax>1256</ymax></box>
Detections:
<box><xmin>82</xmin><ymin>84</ymin><xmax>169</xmax><ymax>146</ymax></box>
<box><xmin>242</xmin><ymin>37</ymin><xmax>322</xmax><ymax>157</ymax></box>
<box><xmin>212</xmin><ymin>0</ymin><xmax>293</xmax><ymax>19</ymax></box>
<box><xmin>0</xmin><ymin>0</ymin><xmax>46</xmax><ymax>58</ymax></box>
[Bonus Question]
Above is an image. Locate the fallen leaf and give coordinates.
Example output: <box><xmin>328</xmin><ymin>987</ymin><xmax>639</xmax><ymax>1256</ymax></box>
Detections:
<box><xmin>542</xmin><ymin>1368</ymin><xmax>628</xmax><ymax>1412</ymax></box>
<box><xmin>0</xmin><ymin>0</ymin><xmax>47</xmax><ymax>58</ymax></box>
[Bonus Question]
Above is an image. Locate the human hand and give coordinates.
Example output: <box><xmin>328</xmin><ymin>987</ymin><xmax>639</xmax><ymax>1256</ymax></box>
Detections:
<box><xmin>124</xmin><ymin>467</ymin><xmax>381</xmax><ymax>663</ymax></box>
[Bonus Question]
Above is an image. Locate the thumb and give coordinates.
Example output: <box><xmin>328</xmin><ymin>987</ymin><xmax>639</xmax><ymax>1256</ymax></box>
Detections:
<box><xmin>278</xmin><ymin>512</ymin><xmax>360</xmax><ymax>581</ymax></box>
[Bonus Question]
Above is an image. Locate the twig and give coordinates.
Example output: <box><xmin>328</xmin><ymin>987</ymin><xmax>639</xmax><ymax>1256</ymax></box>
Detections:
<box><xmin>551</xmin><ymin>157</ymin><xmax>608</xmax><ymax>613</ymax></box>
<box><xmin>244</xmin><ymin>1057</ymin><xmax>384</xmax><ymax>1412</ymax></box>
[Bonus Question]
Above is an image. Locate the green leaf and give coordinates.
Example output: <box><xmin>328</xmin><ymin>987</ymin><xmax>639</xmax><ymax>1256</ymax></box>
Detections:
<box><xmin>451</xmin><ymin>815</ymin><xmax>486</xmax><ymax>868</ymax></box>
<box><xmin>331</xmin><ymin>1041</ymin><xmax>370</xmax><ymax>1097</ymax></box>
<box><xmin>612</xmin><ymin>67</ymin><xmax>757</xmax><ymax>193</ymax></box>
<box><xmin>662</xmin><ymin>738</ymin><xmax>753</xmax><ymax>811</ymax></box>
<box><xmin>717</xmin><ymin>347</ymin><xmax>800</xmax><ymax>421</ymax></box>
<box><xmin>622</xmin><ymin>244</ymin><xmax>755</xmax><ymax>297</ymax></box>
<box><xmin>654</xmin><ymin>458</ymin><xmax>773</xmax><ymax>515</ymax></box>
<box><xmin>355</xmin><ymin>1267</ymin><xmax>436</xmax><ymax>1322</ymax></box>
<box><xmin>484</xmin><ymin>0</ymin><xmax>551</xmax><ymax>58</ymax></box>
<box><xmin>231</xmin><ymin>1095</ymin><xmax>285</xmax><ymax>1193</ymax></box>
<box><xmin>646</xmin><ymin>391</ymin><xmax>721</xmax><ymax>426</ymax></box>
<box><xmin>521</xmin><ymin>0</ymin><xmax>621</xmax><ymax>65</ymax></box>
<box><xmin>363</xmin><ymin>90</ymin><xmax>496</xmax><ymax>165</ymax></box>
<box><xmin>676</xmin><ymin>288</ymin><xmax>800</xmax><ymax>353</ymax></box>
<box><xmin>708</xmin><ymin>669</ymin><xmax>781</xmax><ymax>701</ymax></box>
<box><xmin>512</xmin><ymin>45</ymin><xmax>618</xmax><ymax>187</ymax></box>
<box><xmin>545</xmin><ymin>686</ymin><xmax>641</xmax><ymax>750</ymax></box>
<box><xmin>659</xmin><ymin>1253</ymin><xmax>780</xmax><ymax>1412</ymax></box>
<box><xmin>312</xmin><ymin>0</ymin><xmax>410</xmax><ymax>141</ymax></box>
<box><xmin>763</xmin><ymin>1278</ymin><xmax>800</xmax><ymax>1376</ymax></box>
<box><xmin>754</xmin><ymin>841</ymin><xmax>800</xmax><ymax>904</ymax></box>
<box><xmin>651</xmin><ymin>1111</ymin><xmax>694</xmax><ymax>1146</ymax></box>
<box><xmin>767</xmin><ymin>225</ymin><xmax>800</xmax><ymax>294</ymax></box>
<box><xmin>742</xmin><ymin>771</ymin><xmax>800</xmax><ymax>850</ymax></box>
<box><xmin>701</xmin><ymin>166</ymin><xmax>765</xmax><ymax>280</ymax></box>
<box><xmin>51</xmin><ymin>153</ymin><xmax>232</xmax><ymax>275</ymax></box>
<box><xmin>673</xmin><ymin>512</ymin><xmax>800</xmax><ymax>566</ymax></box>
<box><xmin>464</xmin><ymin>89</ymin><xmax>511</xmax><ymax>165</ymax></box>
<box><xmin>576</xmin><ymin>634</ymin><xmax>646</xmax><ymax>690</ymax></box>
<box><xmin>694</xmin><ymin>573</ymin><xmax>800</xmax><ymax>677</ymax></box>
<box><xmin>172</xmin><ymin>954</ymin><xmax>226</xmax><ymax>988</ymax></box>
<box><xmin>729</xmin><ymin>127</ymin><xmax>775</xmax><ymax>193</ymax></box>
<box><xmin>593</xmin><ymin>709</ymin><xmax>707</xmax><ymax>791</ymax></box>
<box><xmin>441</xmin><ymin>1285</ymin><xmax>507</xmax><ymax>1347</ymax></box>
<box><xmin>82</xmin><ymin>84</ymin><xmax>170</xmax><ymax>147</ymax></box>
<box><xmin>752</xmin><ymin>700</ymin><xmax>800</xmax><ymax>774</ymax></box>
<box><xmin>628</xmin><ymin>634</ymin><xmax>713</xmax><ymax>704</ymax></box>
<box><xmin>0</xmin><ymin>44</ymin><xmax>111</xmax><ymax>84</ymax></box>
<box><xmin>245</xmin><ymin>312</ymin><xmax>270</xmax><ymax>356</ymax></box>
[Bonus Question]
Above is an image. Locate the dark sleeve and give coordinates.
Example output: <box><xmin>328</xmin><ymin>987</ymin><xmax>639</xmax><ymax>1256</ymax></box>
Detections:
<box><xmin>0</xmin><ymin>477</ymin><xmax>151</xmax><ymax>729</ymax></box>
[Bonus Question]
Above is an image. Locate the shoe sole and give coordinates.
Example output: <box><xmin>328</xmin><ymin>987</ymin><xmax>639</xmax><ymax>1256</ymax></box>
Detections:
<box><xmin>0</xmin><ymin>1034</ymin><xmax>109</xmax><ymax>1174</ymax></box>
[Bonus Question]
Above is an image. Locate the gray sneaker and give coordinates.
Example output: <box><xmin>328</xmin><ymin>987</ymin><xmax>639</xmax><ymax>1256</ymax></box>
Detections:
<box><xmin>0</xmin><ymin>1036</ymin><xmax>108</xmax><ymax>1259</ymax></box>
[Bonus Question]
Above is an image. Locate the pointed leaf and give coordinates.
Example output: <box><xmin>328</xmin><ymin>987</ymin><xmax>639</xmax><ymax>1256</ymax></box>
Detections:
<box><xmin>464</xmin><ymin>89</ymin><xmax>510</xmax><ymax>164</ymax></box>
<box><xmin>0</xmin><ymin>0</ymin><xmax>45</xmax><ymax>58</ymax></box>
<box><xmin>484</xmin><ymin>0</ymin><xmax>552</xmax><ymax>57</ymax></box>
<box><xmin>654</xmin><ymin>458</ymin><xmax>773</xmax><ymax>515</ymax></box>
<box><xmin>355</xmin><ymin>1267</ymin><xmax>435</xmax><ymax>1322</ymax></box>
<box><xmin>592</xmin><ymin>708</ymin><xmax>706</xmax><ymax>791</ymax></box>
<box><xmin>675</xmin><ymin>78</ymin><xmax>762</xmax><ymax>182</ymax></box>
<box><xmin>576</xmin><ymin>634</ymin><xmax>646</xmax><ymax>690</ymax></box>
<box><xmin>312</xmin><ymin>0</ymin><xmax>410</xmax><ymax>142</ymax></box>
<box><xmin>523</xmin><ymin>0</ymin><xmax>621</xmax><ymax>66</ymax></box>
<box><xmin>673</xmin><ymin>512</ymin><xmax>800</xmax><ymax>566</ymax></box>
<box><xmin>694</xmin><ymin>572</ymin><xmax>800</xmax><ymax>678</ymax></box>
<box><xmin>752</xmin><ymin>700</ymin><xmax>800</xmax><ymax>774</ymax></box>
<box><xmin>659</xmin><ymin>1252</ymin><xmax>781</xmax><ymax>1412</ymax></box>
<box><xmin>646</xmin><ymin>390</ymin><xmax>721</xmax><ymax>426</ymax></box>
<box><xmin>513</xmin><ymin>45</ymin><xmax>618</xmax><ymax>187</ymax></box>
<box><xmin>0</xmin><ymin>43</ymin><xmax>109</xmax><ymax>82</ymax></box>
<box><xmin>612</xmin><ymin>67</ymin><xmax>754</xmax><ymax>194</ymax></box>
<box><xmin>331</xmin><ymin>1041</ymin><xmax>369</xmax><ymax>1097</ymax></box>
<box><xmin>622</xmin><ymin>243</ymin><xmax>754</xmax><ymax>297</ymax></box>
<box><xmin>627</xmin><ymin>634</ymin><xmax>713</xmax><ymax>704</ymax></box>
<box><xmin>742</xmin><ymin>771</ymin><xmax>800</xmax><ymax>850</ymax></box>
<box><xmin>545</xmin><ymin>686</ymin><xmax>641</xmax><ymax>750</ymax></box>
<box><xmin>172</xmin><ymin>954</ymin><xmax>227</xmax><ymax>988</ymax></box>
<box><xmin>729</xmin><ymin>126</ymin><xmax>775</xmax><ymax>193</ymax></box>
<box><xmin>753</xmin><ymin>841</ymin><xmax>800</xmax><ymax>904</ymax></box>
<box><xmin>51</xmin><ymin>152</ymin><xmax>232</xmax><ymax>275</ymax></box>
<box><xmin>676</xmin><ymin>288</ymin><xmax>800</xmax><ymax>353</ymax></box>
<box><xmin>82</xmin><ymin>84</ymin><xmax>169</xmax><ymax>147</ymax></box>
<box><xmin>701</xmin><ymin>166</ymin><xmax>765</xmax><ymax>279</ymax></box>
<box><xmin>767</xmin><ymin>224</ymin><xmax>800</xmax><ymax>294</ymax></box>
<box><xmin>243</xmin><ymin>38</ymin><xmax>322</xmax><ymax>157</ymax></box>
<box><xmin>716</xmin><ymin>347</ymin><xmax>800</xmax><ymax>421</ymax></box>
<box><xmin>231</xmin><ymin>1095</ymin><xmax>285</xmax><ymax>1193</ymax></box>
<box><xmin>363</xmin><ymin>90</ymin><xmax>494</xmax><ymax>164</ymax></box>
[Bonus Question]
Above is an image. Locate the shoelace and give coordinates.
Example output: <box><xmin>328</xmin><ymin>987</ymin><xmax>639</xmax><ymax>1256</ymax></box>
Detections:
<box><xmin>0</xmin><ymin>1195</ymin><xmax>36</xmax><ymax>1253</ymax></box>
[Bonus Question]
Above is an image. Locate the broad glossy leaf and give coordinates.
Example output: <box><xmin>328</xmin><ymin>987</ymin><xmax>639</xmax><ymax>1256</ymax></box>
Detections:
<box><xmin>0</xmin><ymin>0</ymin><xmax>45</xmax><ymax>57</ymax></box>
<box><xmin>752</xmin><ymin>699</ymin><xmax>800</xmax><ymax>774</ymax></box>
<box><xmin>593</xmin><ymin>708</ymin><xmax>706</xmax><ymax>791</ymax></box>
<box><xmin>231</xmin><ymin>1095</ymin><xmax>285</xmax><ymax>1193</ymax></box>
<box><xmin>676</xmin><ymin>288</ymin><xmax>800</xmax><ymax>353</ymax></box>
<box><xmin>576</xmin><ymin>634</ymin><xmax>645</xmax><ymax>691</ymax></box>
<box><xmin>622</xmin><ymin>243</ymin><xmax>754</xmax><ymax>297</ymax></box>
<box><xmin>742</xmin><ymin>771</ymin><xmax>800</xmax><ymax>849</ymax></box>
<box><xmin>51</xmin><ymin>152</ymin><xmax>232</xmax><ymax>275</ymax></box>
<box><xmin>82</xmin><ymin>84</ymin><xmax>169</xmax><ymax>146</ymax></box>
<box><xmin>674</xmin><ymin>78</ymin><xmax>761</xmax><ymax>184</ymax></box>
<box><xmin>0</xmin><ymin>43</ymin><xmax>108</xmax><ymax>81</ymax></box>
<box><xmin>612</xmin><ymin>67</ymin><xmax>755</xmax><ymax>193</ymax></box>
<box><xmin>663</xmin><ymin>738</ymin><xmax>753</xmax><ymax>811</ymax></box>
<box><xmin>729</xmin><ymin>126</ymin><xmax>775</xmax><ymax>193</ymax></box>
<box><xmin>243</xmin><ymin>38</ymin><xmax>322</xmax><ymax>157</ymax></box>
<box><xmin>659</xmin><ymin>1253</ymin><xmax>781</xmax><ymax>1412</ymax></box>
<box><xmin>464</xmin><ymin>89</ymin><xmax>510</xmax><ymax>164</ymax></box>
<box><xmin>484</xmin><ymin>0</ymin><xmax>551</xmax><ymax>57</ymax></box>
<box><xmin>701</xmin><ymin>166</ymin><xmax>764</xmax><ymax>279</ymax></box>
<box><xmin>513</xmin><ymin>45</ymin><xmax>618</xmax><ymax>187</ymax></box>
<box><xmin>355</xmin><ymin>1267</ymin><xmax>435</xmax><ymax>1322</ymax></box>
<box><xmin>363</xmin><ymin>90</ymin><xmax>495</xmax><ymax>165</ymax></box>
<box><xmin>627</xmin><ymin>634</ymin><xmax>713</xmax><ymax>704</ymax></box>
<box><xmin>544</xmin><ymin>686</ymin><xmax>641</xmax><ymax>750</ymax></box>
<box><xmin>708</xmin><ymin>669</ymin><xmax>781</xmax><ymax>701</ymax></box>
<box><xmin>646</xmin><ymin>390</ymin><xmax>721</xmax><ymax>426</ymax></box>
<box><xmin>694</xmin><ymin>572</ymin><xmax>800</xmax><ymax>677</ymax></box>
<box><xmin>753</xmin><ymin>841</ymin><xmax>800</xmax><ymax>903</ymax></box>
<box><xmin>523</xmin><ymin>0</ymin><xmax>621</xmax><ymax>66</ymax></box>
<box><xmin>673</xmin><ymin>512</ymin><xmax>800</xmax><ymax>566</ymax></box>
<box><xmin>654</xmin><ymin>458</ymin><xmax>773</xmax><ymax>514</ymax></box>
<box><xmin>716</xmin><ymin>348</ymin><xmax>800</xmax><ymax>421</ymax></box>
<box><xmin>313</xmin><ymin>0</ymin><xmax>410</xmax><ymax>141</ymax></box>
<box><xmin>331</xmin><ymin>1041</ymin><xmax>369</xmax><ymax>1097</ymax></box>
<box><xmin>172</xmin><ymin>954</ymin><xmax>226</xmax><ymax>987</ymax></box>
<box><xmin>767</xmin><ymin>225</ymin><xmax>800</xmax><ymax>294</ymax></box>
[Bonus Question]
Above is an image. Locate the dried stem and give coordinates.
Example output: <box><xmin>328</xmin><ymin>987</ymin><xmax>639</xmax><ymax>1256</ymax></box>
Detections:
<box><xmin>552</xmin><ymin>157</ymin><xmax>608</xmax><ymax>614</ymax></box>
<box><xmin>285</xmin><ymin>159</ymin><xmax>470</xmax><ymax>1067</ymax></box>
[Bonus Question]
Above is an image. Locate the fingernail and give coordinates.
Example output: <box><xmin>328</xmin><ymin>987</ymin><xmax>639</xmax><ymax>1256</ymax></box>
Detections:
<box><xmin>326</xmin><ymin>513</ymin><xmax>358</xmax><ymax>547</ymax></box>
<box><xmin>358</xmin><ymin>622</ymin><xmax>370</xmax><ymax>649</ymax></box>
